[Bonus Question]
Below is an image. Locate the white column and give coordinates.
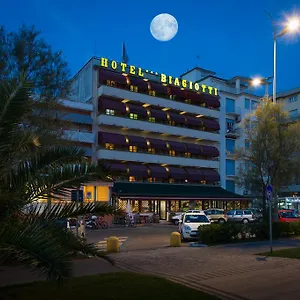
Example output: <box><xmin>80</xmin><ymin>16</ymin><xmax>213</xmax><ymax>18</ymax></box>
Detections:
<box><xmin>235</xmin><ymin>79</ymin><xmax>240</xmax><ymax>94</ymax></box>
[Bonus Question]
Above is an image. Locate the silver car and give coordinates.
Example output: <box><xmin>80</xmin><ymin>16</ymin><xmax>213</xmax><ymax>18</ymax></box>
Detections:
<box><xmin>226</xmin><ymin>209</ymin><xmax>256</xmax><ymax>224</ymax></box>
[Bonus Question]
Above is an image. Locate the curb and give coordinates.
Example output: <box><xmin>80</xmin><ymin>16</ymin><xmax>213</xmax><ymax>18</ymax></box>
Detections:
<box><xmin>115</xmin><ymin>261</ymin><xmax>248</xmax><ymax>300</ymax></box>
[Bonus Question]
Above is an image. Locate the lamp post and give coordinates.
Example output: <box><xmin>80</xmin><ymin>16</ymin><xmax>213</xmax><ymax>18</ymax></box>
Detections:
<box><xmin>265</xmin><ymin>12</ymin><xmax>300</xmax><ymax>103</ymax></box>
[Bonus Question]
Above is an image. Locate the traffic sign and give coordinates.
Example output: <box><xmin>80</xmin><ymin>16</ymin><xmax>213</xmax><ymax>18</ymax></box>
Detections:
<box><xmin>266</xmin><ymin>184</ymin><xmax>273</xmax><ymax>200</ymax></box>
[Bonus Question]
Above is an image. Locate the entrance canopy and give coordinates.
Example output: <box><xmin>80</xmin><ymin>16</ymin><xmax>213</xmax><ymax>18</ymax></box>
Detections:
<box><xmin>112</xmin><ymin>182</ymin><xmax>248</xmax><ymax>201</ymax></box>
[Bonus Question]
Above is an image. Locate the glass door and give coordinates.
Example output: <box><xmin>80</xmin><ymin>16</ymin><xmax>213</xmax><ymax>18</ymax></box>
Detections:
<box><xmin>160</xmin><ymin>200</ymin><xmax>167</xmax><ymax>220</ymax></box>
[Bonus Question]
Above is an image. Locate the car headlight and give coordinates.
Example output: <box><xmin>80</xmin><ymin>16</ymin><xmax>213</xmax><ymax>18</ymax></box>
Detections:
<box><xmin>184</xmin><ymin>225</ymin><xmax>191</xmax><ymax>231</ymax></box>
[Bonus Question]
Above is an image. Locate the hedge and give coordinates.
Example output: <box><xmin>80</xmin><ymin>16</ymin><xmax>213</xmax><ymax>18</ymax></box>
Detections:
<box><xmin>198</xmin><ymin>221</ymin><xmax>300</xmax><ymax>245</ymax></box>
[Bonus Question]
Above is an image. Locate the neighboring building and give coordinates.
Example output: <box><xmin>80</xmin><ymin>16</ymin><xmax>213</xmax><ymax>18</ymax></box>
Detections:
<box><xmin>55</xmin><ymin>57</ymin><xmax>254</xmax><ymax>219</ymax></box>
<box><xmin>276</xmin><ymin>87</ymin><xmax>300</xmax><ymax>199</ymax></box>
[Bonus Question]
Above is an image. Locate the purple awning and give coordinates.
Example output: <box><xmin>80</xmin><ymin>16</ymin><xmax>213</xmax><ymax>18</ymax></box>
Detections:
<box><xmin>201</xmin><ymin>118</ymin><xmax>220</xmax><ymax>130</ymax></box>
<box><xmin>148</xmin><ymin>165</ymin><xmax>169</xmax><ymax>179</ymax></box>
<box><xmin>201</xmin><ymin>169</ymin><xmax>220</xmax><ymax>182</ymax></box>
<box><xmin>185</xmin><ymin>91</ymin><xmax>204</xmax><ymax>103</ymax></box>
<box><xmin>201</xmin><ymin>145</ymin><xmax>220</xmax><ymax>157</ymax></box>
<box><xmin>128</xmin><ymin>77</ymin><xmax>149</xmax><ymax>92</ymax></box>
<box><xmin>127</xmin><ymin>103</ymin><xmax>148</xmax><ymax>116</ymax></box>
<box><xmin>98</xmin><ymin>97</ymin><xmax>126</xmax><ymax>113</ymax></box>
<box><xmin>168</xmin><ymin>166</ymin><xmax>187</xmax><ymax>179</ymax></box>
<box><xmin>167</xmin><ymin>141</ymin><xmax>186</xmax><ymax>152</ymax></box>
<box><xmin>99</xmin><ymin>69</ymin><xmax>128</xmax><ymax>85</ymax></box>
<box><xmin>127</xmin><ymin>135</ymin><xmax>147</xmax><ymax>148</ymax></box>
<box><xmin>128</xmin><ymin>164</ymin><xmax>148</xmax><ymax>178</ymax></box>
<box><xmin>168</xmin><ymin>86</ymin><xmax>185</xmax><ymax>98</ymax></box>
<box><xmin>104</xmin><ymin>163</ymin><xmax>127</xmax><ymax>172</ymax></box>
<box><xmin>185</xmin><ymin>143</ymin><xmax>202</xmax><ymax>154</ymax></box>
<box><xmin>203</xmin><ymin>95</ymin><xmax>220</xmax><ymax>108</ymax></box>
<box><xmin>185</xmin><ymin>115</ymin><xmax>202</xmax><ymax>126</ymax></box>
<box><xmin>98</xmin><ymin>132</ymin><xmax>127</xmax><ymax>146</ymax></box>
<box><xmin>149</xmin><ymin>109</ymin><xmax>168</xmax><ymax>121</ymax></box>
<box><xmin>148</xmin><ymin>81</ymin><xmax>168</xmax><ymax>94</ymax></box>
<box><xmin>168</xmin><ymin>112</ymin><xmax>186</xmax><ymax>124</ymax></box>
<box><xmin>147</xmin><ymin>138</ymin><xmax>167</xmax><ymax>150</ymax></box>
<box><xmin>185</xmin><ymin>168</ymin><xmax>203</xmax><ymax>181</ymax></box>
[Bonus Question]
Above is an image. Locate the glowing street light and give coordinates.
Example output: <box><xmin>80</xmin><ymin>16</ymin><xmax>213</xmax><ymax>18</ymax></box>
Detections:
<box><xmin>285</xmin><ymin>17</ymin><xmax>300</xmax><ymax>33</ymax></box>
<box><xmin>251</xmin><ymin>78</ymin><xmax>262</xmax><ymax>87</ymax></box>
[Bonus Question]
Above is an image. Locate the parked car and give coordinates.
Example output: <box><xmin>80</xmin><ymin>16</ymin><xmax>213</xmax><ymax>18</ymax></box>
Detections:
<box><xmin>278</xmin><ymin>210</ymin><xmax>300</xmax><ymax>223</ymax></box>
<box><xmin>171</xmin><ymin>212</ymin><xmax>184</xmax><ymax>225</ymax></box>
<box><xmin>226</xmin><ymin>209</ymin><xmax>256</xmax><ymax>224</ymax></box>
<box><xmin>204</xmin><ymin>209</ymin><xmax>227</xmax><ymax>224</ymax></box>
<box><xmin>179</xmin><ymin>212</ymin><xmax>211</xmax><ymax>241</ymax></box>
<box><xmin>249</xmin><ymin>208</ymin><xmax>263</xmax><ymax>222</ymax></box>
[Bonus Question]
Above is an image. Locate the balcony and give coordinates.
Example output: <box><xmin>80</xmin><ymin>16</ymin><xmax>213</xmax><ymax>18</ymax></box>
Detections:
<box><xmin>226</xmin><ymin>107</ymin><xmax>241</xmax><ymax>117</ymax></box>
<box><xmin>98</xmin><ymin>114</ymin><xmax>220</xmax><ymax>142</ymax></box>
<box><xmin>97</xmin><ymin>149</ymin><xmax>219</xmax><ymax>169</ymax></box>
<box><xmin>62</xmin><ymin>130</ymin><xmax>94</xmax><ymax>143</ymax></box>
<box><xmin>225</xmin><ymin>127</ymin><xmax>241</xmax><ymax>138</ymax></box>
<box><xmin>98</xmin><ymin>85</ymin><xmax>220</xmax><ymax>119</ymax></box>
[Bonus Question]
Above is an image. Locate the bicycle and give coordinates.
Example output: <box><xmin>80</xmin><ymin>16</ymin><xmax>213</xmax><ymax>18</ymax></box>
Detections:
<box><xmin>85</xmin><ymin>215</ymin><xmax>108</xmax><ymax>229</ymax></box>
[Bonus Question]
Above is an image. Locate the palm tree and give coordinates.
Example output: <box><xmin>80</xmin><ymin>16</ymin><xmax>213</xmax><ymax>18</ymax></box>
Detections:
<box><xmin>0</xmin><ymin>78</ymin><xmax>117</xmax><ymax>282</ymax></box>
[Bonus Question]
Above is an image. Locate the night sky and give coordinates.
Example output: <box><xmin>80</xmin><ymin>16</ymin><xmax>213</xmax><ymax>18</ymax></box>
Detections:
<box><xmin>1</xmin><ymin>0</ymin><xmax>300</xmax><ymax>92</ymax></box>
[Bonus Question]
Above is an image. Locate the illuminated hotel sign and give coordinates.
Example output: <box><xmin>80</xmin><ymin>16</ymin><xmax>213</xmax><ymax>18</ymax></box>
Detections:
<box><xmin>99</xmin><ymin>57</ymin><xmax>218</xmax><ymax>96</ymax></box>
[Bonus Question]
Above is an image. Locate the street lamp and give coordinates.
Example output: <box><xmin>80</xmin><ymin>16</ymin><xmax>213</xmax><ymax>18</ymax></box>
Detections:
<box><xmin>266</xmin><ymin>12</ymin><xmax>300</xmax><ymax>102</ymax></box>
<box><xmin>250</xmin><ymin>76</ymin><xmax>273</xmax><ymax>97</ymax></box>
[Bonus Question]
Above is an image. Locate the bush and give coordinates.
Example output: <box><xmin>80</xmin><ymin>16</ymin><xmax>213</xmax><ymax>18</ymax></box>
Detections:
<box><xmin>198</xmin><ymin>221</ymin><xmax>300</xmax><ymax>245</ymax></box>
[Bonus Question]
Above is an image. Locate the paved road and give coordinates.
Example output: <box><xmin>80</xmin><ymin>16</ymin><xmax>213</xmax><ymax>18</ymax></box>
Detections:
<box><xmin>86</xmin><ymin>223</ymin><xmax>178</xmax><ymax>251</ymax></box>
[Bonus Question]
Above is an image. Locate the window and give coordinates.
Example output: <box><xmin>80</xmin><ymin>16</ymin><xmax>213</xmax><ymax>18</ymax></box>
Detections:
<box><xmin>149</xmin><ymin>117</ymin><xmax>156</xmax><ymax>123</ymax></box>
<box><xmin>200</xmin><ymin>180</ymin><xmax>206</xmax><ymax>184</ymax></box>
<box><xmin>106</xmin><ymin>80</ymin><xmax>116</xmax><ymax>87</ymax></box>
<box><xmin>184</xmin><ymin>214</ymin><xmax>210</xmax><ymax>223</ymax></box>
<box><xmin>105</xmin><ymin>143</ymin><xmax>114</xmax><ymax>150</ymax></box>
<box><xmin>105</xmin><ymin>109</ymin><xmax>115</xmax><ymax>116</ymax></box>
<box><xmin>149</xmin><ymin>90</ymin><xmax>156</xmax><ymax>96</ymax></box>
<box><xmin>185</xmin><ymin>99</ymin><xmax>192</xmax><ymax>104</ymax></box>
<box><xmin>289</xmin><ymin>95</ymin><xmax>297</xmax><ymax>103</ymax></box>
<box><xmin>129</xmin><ymin>145</ymin><xmax>137</xmax><ymax>152</ymax></box>
<box><xmin>245</xmin><ymin>98</ymin><xmax>250</xmax><ymax>110</ymax></box>
<box><xmin>226</xmin><ymin>139</ymin><xmax>235</xmax><ymax>153</ymax></box>
<box><xmin>226</xmin><ymin>98</ymin><xmax>235</xmax><ymax>113</ymax></box>
<box><xmin>235</xmin><ymin>210</ymin><xmax>243</xmax><ymax>215</ymax></box>
<box><xmin>130</xmin><ymin>113</ymin><xmax>138</xmax><ymax>120</ymax></box>
<box><xmin>226</xmin><ymin>118</ymin><xmax>235</xmax><ymax>129</ymax></box>
<box><xmin>226</xmin><ymin>180</ymin><xmax>235</xmax><ymax>193</ymax></box>
<box><xmin>169</xmin><ymin>150</ymin><xmax>176</xmax><ymax>156</ymax></box>
<box><xmin>185</xmin><ymin>152</ymin><xmax>191</xmax><ymax>158</ymax></box>
<box><xmin>226</xmin><ymin>159</ymin><xmax>235</xmax><ymax>176</ymax></box>
<box><xmin>169</xmin><ymin>178</ymin><xmax>175</xmax><ymax>183</ymax></box>
<box><xmin>129</xmin><ymin>176</ymin><xmax>136</xmax><ymax>182</ymax></box>
<box><xmin>168</xmin><ymin>120</ymin><xmax>175</xmax><ymax>126</ymax></box>
<box><xmin>130</xmin><ymin>85</ymin><xmax>138</xmax><ymax>92</ymax></box>
<box><xmin>251</xmin><ymin>100</ymin><xmax>259</xmax><ymax>110</ymax></box>
<box><xmin>148</xmin><ymin>148</ymin><xmax>155</xmax><ymax>154</ymax></box>
<box><xmin>245</xmin><ymin>139</ymin><xmax>250</xmax><ymax>150</ymax></box>
<box><xmin>289</xmin><ymin>109</ymin><xmax>298</xmax><ymax>118</ymax></box>
<box><xmin>148</xmin><ymin>177</ymin><xmax>156</xmax><ymax>182</ymax></box>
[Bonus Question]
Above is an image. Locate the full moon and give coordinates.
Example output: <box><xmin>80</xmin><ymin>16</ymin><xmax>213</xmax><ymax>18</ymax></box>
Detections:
<box><xmin>150</xmin><ymin>13</ymin><xmax>178</xmax><ymax>42</ymax></box>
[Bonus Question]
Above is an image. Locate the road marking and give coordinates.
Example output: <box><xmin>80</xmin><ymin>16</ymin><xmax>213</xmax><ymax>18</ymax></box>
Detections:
<box><xmin>95</xmin><ymin>236</ymin><xmax>128</xmax><ymax>250</ymax></box>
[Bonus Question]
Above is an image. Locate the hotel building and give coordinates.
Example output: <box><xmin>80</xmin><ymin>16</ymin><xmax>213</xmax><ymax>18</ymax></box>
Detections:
<box><xmin>60</xmin><ymin>56</ymin><xmax>252</xmax><ymax>219</ymax></box>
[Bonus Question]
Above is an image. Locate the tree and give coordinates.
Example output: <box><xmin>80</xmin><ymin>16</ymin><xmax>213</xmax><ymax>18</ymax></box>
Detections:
<box><xmin>0</xmin><ymin>79</ymin><xmax>117</xmax><ymax>282</ymax></box>
<box><xmin>0</xmin><ymin>24</ymin><xmax>72</xmax><ymax>146</ymax></box>
<box><xmin>237</xmin><ymin>99</ymin><xmax>300</xmax><ymax>217</ymax></box>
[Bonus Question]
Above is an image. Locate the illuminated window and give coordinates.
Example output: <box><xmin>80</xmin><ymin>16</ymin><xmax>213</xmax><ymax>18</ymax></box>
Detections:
<box><xmin>105</xmin><ymin>143</ymin><xmax>114</xmax><ymax>150</ymax></box>
<box><xmin>148</xmin><ymin>148</ymin><xmax>155</xmax><ymax>154</ymax></box>
<box><xmin>149</xmin><ymin>90</ymin><xmax>156</xmax><ymax>96</ymax></box>
<box><xmin>169</xmin><ymin>150</ymin><xmax>176</xmax><ymax>156</ymax></box>
<box><xmin>129</xmin><ymin>145</ymin><xmax>137</xmax><ymax>152</ymax></box>
<box><xmin>185</xmin><ymin>152</ymin><xmax>191</xmax><ymax>158</ymax></box>
<box><xmin>106</xmin><ymin>80</ymin><xmax>116</xmax><ymax>87</ymax></box>
<box><xmin>105</xmin><ymin>109</ymin><xmax>115</xmax><ymax>116</ymax></box>
<box><xmin>169</xmin><ymin>178</ymin><xmax>175</xmax><ymax>183</ymax></box>
<box><xmin>130</xmin><ymin>85</ymin><xmax>138</xmax><ymax>92</ymax></box>
<box><xmin>201</xmin><ymin>180</ymin><xmax>207</xmax><ymax>184</ymax></box>
<box><xmin>185</xmin><ymin>99</ymin><xmax>192</xmax><ymax>104</ymax></box>
<box><xmin>130</xmin><ymin>113</ymin><xmax>138</xmax><ymax>120</ymax></box>
<box><xmin>169</xmin><ymin>95</ymin><xmax>176</xmax><ymax>100</ymax></box>
<box><xmin>168</xmin><ymin>120</ymin><xmax>175</xmax><ymax>126</ymax></box>
<box><xmin>129</xmin><ymin>176</ymin><xmax>136</xmax><ymax>182</ymax></box>
<box><xmin>148</xmin><ymin>177</ymin><xmax>156</xmax><ymax>182</ymax></box>
<box><xmin>148</xmin><ymin>117</ymin><xmax>156</xmax><ymax>123</ymax></box>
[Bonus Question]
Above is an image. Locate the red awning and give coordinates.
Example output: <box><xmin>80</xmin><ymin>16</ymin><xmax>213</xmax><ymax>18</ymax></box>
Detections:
<box><xmin>127</xmin><ymin>135</ymin><xmax>147</xmax><ymax>148</ymax></box>
<box><xmin>98</xmin><ymin>132</ymin><xmax>127</xmax><ymax>146</ymax></box>
<box><xmin>167</xmin><ymin>141</ymin><xmax>186</xmax><ymax>152</ymax></box>
<box><xmin>148</xmin><ymin>81</ymin><xmax>168</xmax><ymax>95</ymax></box>
<box><xmin>167</xmin><ymin>166</ymin><xmax>187</xmax><ymax>179</ymax></box>
<box><xmin>201</xmin><ymin>118</ymin><xmax>220</xmax><ymax>130</ymax></box>
<box><xmin>149</xmin><ymin>109</ymin><xmax>168</xmax><ymax>121</ymax></box>
<box><xmin>128</xmin><ymin>77</ymin><xmax>149</xmax><ymax>92</ymax></box>
<box><xmin>168</xmin><ymin>112</ymin><xmax>186</xmax><ymax>124</ymax></box>
<box><xmin>201</xmin><ymin>169</ymin><xmax>220</xmax><ymax>182</ymax></box>
<box><xmin>147</xmin><ymin>138</ymin><xmax>167</xmax><ymax>150</ymax></box>
<box><xmin>148</xmin><ymin>165</ymin><xmax>169</xmax><ymax>179</ymax></box>
<box><xmin>127</xmin><ymin>103</ymin><xmax>148</xmax><ymax>116</ymax></box>
<box><xmin>128</xmin><ymin>164</ymin><xmax>148</xmax><ymax>178</ymax></box>
<box><xmin>98</xmin><ymin>97</ymin><xmax>126</xmax><ymax>113</ymax></box>
<box><xmin>98</xmin><ymin>69</ymin><xmax>128</xmax><ymax>85</ymax></box>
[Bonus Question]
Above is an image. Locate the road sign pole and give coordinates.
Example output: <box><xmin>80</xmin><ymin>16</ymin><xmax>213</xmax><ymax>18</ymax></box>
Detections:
<box><xmin>76</xmin><ymin>189</ymin><xmax>79</xmax><ymax>237</ymax></box>
<box><xmin>269</xmin><ymin>194</ymin><xmax>273</xmax><ymax>253</ymax></box>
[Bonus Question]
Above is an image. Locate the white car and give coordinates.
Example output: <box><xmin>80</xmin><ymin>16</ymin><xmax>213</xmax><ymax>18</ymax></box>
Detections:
<box><xmin>179</xmin><ymin>212</ymin><xmax>211</xmax><ymax>241</ymax></box>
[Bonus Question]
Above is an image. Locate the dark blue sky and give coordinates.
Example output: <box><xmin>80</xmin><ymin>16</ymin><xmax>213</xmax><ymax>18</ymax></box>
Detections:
<box><xmin>1</xmin><ymin>0</ymin><xmax>299</xmax><ymax>92</ymax></box>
